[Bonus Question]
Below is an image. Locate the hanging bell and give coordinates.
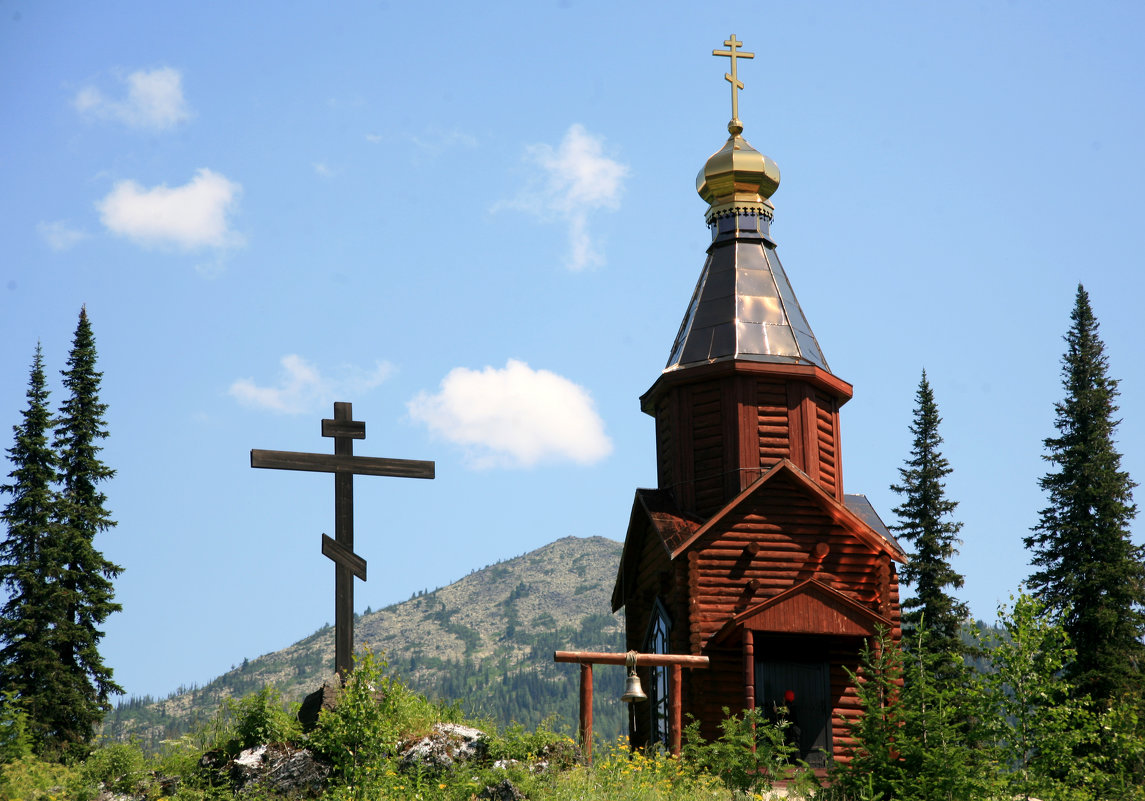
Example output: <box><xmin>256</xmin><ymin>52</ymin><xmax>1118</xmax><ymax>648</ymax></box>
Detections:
<box><xmin>621</xmin><ymin>671</ymin><xmax>647</xmax><ymax>704</ymax></box>
<box><xmin>621</xmin><ymin>651</ymin><xmax>647</xmax><ymax>704</ymax></box>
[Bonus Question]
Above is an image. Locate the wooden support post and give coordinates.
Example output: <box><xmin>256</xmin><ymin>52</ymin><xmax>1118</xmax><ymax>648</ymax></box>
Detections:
<box><xmin>579</xmin><ymin>663</ymin><xmax>593</xmax><ymax>763</ymax></box>
<box><xmin>669</xmin><ymin>664</ymin><xmax>682</xmax><ymax>756</ymax></box>
<box><xmin>554</xmin><ymin>650</ymin><xmax>709</xmax><ymax>757</ymax></box>
<box><xmin>743</xmin><ymin>628</ymin><xmax>755</xmax><ymax>711</ymax></box>
<box><xmin>744</xmin><ymin>628</ymin><xmax>756</xmax><ymax>754</ymax></box>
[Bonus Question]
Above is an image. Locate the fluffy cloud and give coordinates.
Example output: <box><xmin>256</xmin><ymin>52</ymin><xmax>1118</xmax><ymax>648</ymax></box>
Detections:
<box><xmin>97</xmin><ymin>169</ymin><xmax>242</xmax><ymax>250</ymax></box>
<box><xmin>407</xmin><ymin>359</ymin><xmax>612</xmax><ymax>469</ymax></box>
<box><xmin>500</xmin><ymin>124</ymin><xmax>628</xmax><ymax>271</ymax></box>
<box><xmin>37</xmin><ymin>220</ymin><xmax>87</xmax><ymax>251</ymax></box>
<box><xmin>229</xmin><ymin>355</ymin><xmax>393</xmax><ymax>415</ymax></box>
<box><xmin>74</xmin><ymin>67</ymin><xmax>191</xmax><ymax>130</ymax></box>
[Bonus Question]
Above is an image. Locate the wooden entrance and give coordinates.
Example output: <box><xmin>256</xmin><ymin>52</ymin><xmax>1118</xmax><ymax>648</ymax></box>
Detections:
<box><xmin>756</xmin><ymin>659</ymin><xmax>831</xmax><ymax>768</ymax></box>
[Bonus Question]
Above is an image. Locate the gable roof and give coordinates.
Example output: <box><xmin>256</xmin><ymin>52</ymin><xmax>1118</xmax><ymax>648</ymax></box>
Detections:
<box><xmin>668</xmin><ymin>459</ymin><xmax>906</xmax><ymax>562</ymax></box>
<box><xmin>711</xmin><ymin>578</ymin><xmax>894</xmax><ymax>644</ymax></box>
<box><xmin>611</xmin><ymin>489</ymin><xmax>701</xmax><ymax>612</ymax></box>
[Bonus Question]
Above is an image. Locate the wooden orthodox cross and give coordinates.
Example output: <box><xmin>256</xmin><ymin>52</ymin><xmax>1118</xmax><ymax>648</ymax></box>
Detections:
<box><xmin>251</xmin><ymin>402</ymin><xmax>434</xmax><ymax>676</ymax></box>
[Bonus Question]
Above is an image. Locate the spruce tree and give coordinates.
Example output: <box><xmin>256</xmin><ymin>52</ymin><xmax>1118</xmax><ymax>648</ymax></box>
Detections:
<box><xmin>0</xmin><ymin>344</ymin><xmax>67</xmax><ymax>751</ymax></box>
<box><xmin>890</xmin><ymin>370</ymin><xmax>969</xmax><ymax>662</ymax></box>
<box><xmin>49</xmin><ymin>307</ymin><xmax>123</xmax><ymax>751</ymax></box>
<box><xmin>1025</xmin><ymin>285</ymin><xmax>1145</xmax><ymax>704</ymax></box>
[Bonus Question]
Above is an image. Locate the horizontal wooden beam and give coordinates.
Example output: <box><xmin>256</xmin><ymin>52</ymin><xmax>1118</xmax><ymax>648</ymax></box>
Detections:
<box><xmin>322</xmin><ymin>418</ymin><xmax>366</xmax><ymax>439</ymax></box>
<box><xmin>554</xmin><ymin>650</ymin><xmax>709</xmax><ymax>668</ymax></box>
<box><xmin>322</xmin><ymin>534</ymin><xmax>366</xmax><ymax>581</ymax></box>
<box><xmin>251</xmin><ymin>449</ymin><xmax>435</xmax><ymax>479</ymax></box>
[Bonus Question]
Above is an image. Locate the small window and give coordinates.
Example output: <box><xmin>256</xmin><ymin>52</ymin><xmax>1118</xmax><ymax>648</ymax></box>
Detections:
<box><xmin>643</xmin><ymin>599</ymin><xmax>672</xmax><ymax>746</ymax></box>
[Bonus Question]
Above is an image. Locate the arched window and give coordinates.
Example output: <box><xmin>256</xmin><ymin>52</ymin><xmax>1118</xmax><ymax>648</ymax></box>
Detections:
<box><xmin>643</xmin><ymin>599</ymin><xmax>671</xmax><ymax>746</ymax></box>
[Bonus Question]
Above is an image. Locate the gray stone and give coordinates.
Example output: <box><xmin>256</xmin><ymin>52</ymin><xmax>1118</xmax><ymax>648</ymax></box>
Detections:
<box><xmin>231</xmin><ymin>743</ymin><xmax>332</xmax><ymax>797</ymax></box>
<box><xmin>478</xmin><ymin>778</ymin><xmax>525</xmax><ymax>800</ymax></box>
<box><xmin>297</xmin><ymin>674</ymin><xmax>342</xmax><ymax>732</ymax></box>
<box><xmin>399</xmin><ymin>722</ymin><xmax>488</xmax><ymax>771</ymax></box>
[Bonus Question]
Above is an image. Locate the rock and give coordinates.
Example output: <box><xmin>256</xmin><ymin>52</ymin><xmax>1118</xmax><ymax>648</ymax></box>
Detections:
<box><xmin>197</xmin><ymin>748</ymin><xmax>229</xmax><ymax>786</ymax></box>
<box><xmin>231</xmin><ymin>743</ymin><xmax>332</xmax><ymax>797</ymax></box>
<box><xmin>478</xmin><ymin>778</ymin><xmax>525</xmax><ymax>800</ymax></box>
<box><xmin>298</xmin><ymin>674</ymin><xmax>342</xmax><ymax>732</ymax></box>
<box><xmin>399</xmin><ymin>722</ymin><xmax>488</xmax><ymax>771</ymax></box>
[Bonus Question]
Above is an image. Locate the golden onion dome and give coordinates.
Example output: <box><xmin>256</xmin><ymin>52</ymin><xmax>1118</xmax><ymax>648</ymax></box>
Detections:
<box><xmin>696</xmin><ymin>118</ymin><xmax>781</xmax><ymax>222</ymax></box>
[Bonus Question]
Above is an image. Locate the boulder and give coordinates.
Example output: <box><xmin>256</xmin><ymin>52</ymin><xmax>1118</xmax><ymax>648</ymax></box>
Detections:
<box><xmin>231</xmin><ymin>743</ymin><xmax>332</xmax><ymax>797</ymax></box>
<box><xmin>399</xmin><ymin>722</ymin><xmax>488</xmax><ymax>771</ymax></box>
<box><xmin>478</xmin><ymin>778</ymin><xmax>525</xmax><ymax>800</ymax></box>
<box><xmin>298</xmin><ymin>674</ymin><xmax>342</xmax><ymax>732</ymax></box>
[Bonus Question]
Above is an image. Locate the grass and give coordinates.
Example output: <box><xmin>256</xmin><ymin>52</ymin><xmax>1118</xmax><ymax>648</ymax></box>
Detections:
<box><xmin>0</xmin><ymin>652</ymin><xmax>821</xmax><ymax>801</ymax></box>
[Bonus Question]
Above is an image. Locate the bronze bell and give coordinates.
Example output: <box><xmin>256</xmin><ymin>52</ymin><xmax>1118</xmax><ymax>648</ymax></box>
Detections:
<box><xmin>621</xmin><ymin>671</ymin><xmax>647</xmax><ymax>704</ymax></box>
<box><xmin>621</xmin><ymin>651</ymin><xmax>647</xmax><ymax>704</ymax></box>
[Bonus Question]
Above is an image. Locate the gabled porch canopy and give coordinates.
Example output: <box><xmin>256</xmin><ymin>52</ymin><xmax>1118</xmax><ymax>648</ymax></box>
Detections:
<box><xmin>711</xmin><ymin>578</ymin><xmax>894</xmax><ymax>645</ymax></box>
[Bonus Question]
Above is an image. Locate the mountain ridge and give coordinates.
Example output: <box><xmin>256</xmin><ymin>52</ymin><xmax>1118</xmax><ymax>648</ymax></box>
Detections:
<box><xmin>104</xmin><ymin>535</ymin><xmax>630</xmax><ymax>747</ymax></box>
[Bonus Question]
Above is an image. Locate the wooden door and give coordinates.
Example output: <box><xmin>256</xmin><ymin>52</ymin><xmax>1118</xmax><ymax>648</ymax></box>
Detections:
<box><xmin>756</xmin><ymin>660</ymin><xmax>832</xmax><ymax>767</ymax></box>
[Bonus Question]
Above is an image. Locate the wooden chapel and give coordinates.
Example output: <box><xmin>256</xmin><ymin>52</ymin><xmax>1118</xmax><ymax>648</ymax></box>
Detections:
<box><xmin>611</xmin><ymin>36</ymin><xmax>904</xmax><ymax>768</ymax></box>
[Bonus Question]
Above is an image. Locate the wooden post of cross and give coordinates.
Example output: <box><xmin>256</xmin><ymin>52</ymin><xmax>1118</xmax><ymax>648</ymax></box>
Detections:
<box><xmin>251</xmin><ymin>401</ymin><xmax>434</xmax><ymax>677</ymax></box>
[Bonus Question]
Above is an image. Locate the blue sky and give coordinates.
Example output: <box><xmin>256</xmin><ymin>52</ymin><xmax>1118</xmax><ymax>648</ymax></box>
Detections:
<box><xmin>2</xmin><ymin>2</ymin><xmax>1144</xmax><ymax>702</ymax></box>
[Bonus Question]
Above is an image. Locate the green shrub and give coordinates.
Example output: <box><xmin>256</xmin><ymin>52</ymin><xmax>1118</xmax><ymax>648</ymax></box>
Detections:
<box><xmin>0</xmin><ymin>754</ymin><xmax>79</xmax><ymax>801</ymax></box>
<box><xmin>225</xmin><ymin>686</ymin><xmax>300</xmax><ymax>752</ymax></box>
<box><xmin>307</xmin><ymin>650</ymin><xmax>408</xmax><ymax>783</ymax></box>
<box><xmin>485</xmin><ymin>717</ymin><xmax>571</xmax><ymax>763</ymax></box>
<box><xmin>78</xmin><ymin>741</ymin><xmax>148</xmax><ymax>796</ymax></box>
<box><xmin>0</xmin><ymin>692</ymin><xmax>31</xmax><ymax>765</ymax></box>
<box><xmin>681</xmin><ymin>707</ymin><xmax>806</xmax><ymax>795</ymax></box>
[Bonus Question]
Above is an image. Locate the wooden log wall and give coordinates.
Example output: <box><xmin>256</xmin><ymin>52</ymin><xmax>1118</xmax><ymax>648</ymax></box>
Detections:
<box><xmin>685</xmin><ymin>478</ymin><xmax>899</xmax><ymax>649</ymax></box>
<box><xmin>652</xmin><ymin>373</ymin><xmax>844</xmax><ymax>517</ymax></box>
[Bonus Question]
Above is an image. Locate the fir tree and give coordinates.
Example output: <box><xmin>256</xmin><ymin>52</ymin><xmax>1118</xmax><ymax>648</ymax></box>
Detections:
<box><xmin>1025</xmin><ymin>285</ymin><xmax>1145</xmax><ymax>703</ymax></box>
<box><xmin>890</xmin><ymin>370</ymin><xmax>969</xmax><ymax>662</ymax></box>
<box><xmin>0</xmin><ymin>344</ymin><xmax>67</xmax><ymax>751</ymax></box>
<box><xmin>49</xmin><ymin>308</ymin><xmax>123</xmax><ymax>751</ymax></box>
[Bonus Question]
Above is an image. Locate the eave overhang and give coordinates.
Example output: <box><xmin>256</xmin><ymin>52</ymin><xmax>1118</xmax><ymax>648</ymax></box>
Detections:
<box><xmin>711</xmin><ymin>578</ymin><xmax>895</xmax><ymax>645</ymax></box>
<box><xmin>667</xmin><ymin>459</ymin><xmax>906</xmax><ymax>562</ymax></box>
<box><xmin>640</xmin><ymin>359</ymin><xmax>852</xmax><ymax>416</ymax></box>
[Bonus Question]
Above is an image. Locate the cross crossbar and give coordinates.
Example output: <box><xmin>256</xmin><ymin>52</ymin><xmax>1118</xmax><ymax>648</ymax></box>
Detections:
<box><xmin>251</xmin><ymin>449</ymin><xmax>434</xmax><ymax>478</ymax></box>
<box><xmin>322</xmin><ymin>533</ymin><xmax>366</xmax><ymax>581</ymax></box>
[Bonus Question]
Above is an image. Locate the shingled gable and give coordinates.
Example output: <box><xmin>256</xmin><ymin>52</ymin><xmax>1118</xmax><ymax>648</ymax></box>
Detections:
<box><xmin>669</xmin><ymin>459</ymin><xmax>906</xmax><ymax>562</ymax></box>
<box><xmin>711</xmin><ymin>578</ymin><xmax>894</xmax><ymax>646</ymax></box>
<box><xmin>611</xmin><ymin>488</ymin><xmax>700</xmax><ymax>612</ymax></box>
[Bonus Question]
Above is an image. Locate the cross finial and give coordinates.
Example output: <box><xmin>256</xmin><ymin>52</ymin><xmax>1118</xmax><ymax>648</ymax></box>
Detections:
<box><xmin>713</xmin><ymin>34</ymin><xmax>754</xmax><ymax>131</ymax></box>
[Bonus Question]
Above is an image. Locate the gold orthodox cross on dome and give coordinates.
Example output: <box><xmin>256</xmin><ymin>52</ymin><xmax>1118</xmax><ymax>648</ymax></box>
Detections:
<box><xmin>713</xmin><ymin>34</ymin><xmax>754</xmax><ymax>125</ymax></box>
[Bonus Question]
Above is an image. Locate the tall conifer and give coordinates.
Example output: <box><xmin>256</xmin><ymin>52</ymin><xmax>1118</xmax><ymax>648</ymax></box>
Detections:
<box><xmin>890</xmin><ymin>371</ymin><xmax>968</xmax><ymax>661</ymax></box>
<box><xmin>1025</xmin><ymin>285</ymin><xmax>1145</xmax><ymax>703</ymax></box>
<box><xmin>49</xmin><ymin>308</ymin><xmax>123</xmax><ymax>750</ymax></box>
<box><xmin>0</xmin><ymin>344</ymin><xmax>66</xmax><ymax>750</ymax></box>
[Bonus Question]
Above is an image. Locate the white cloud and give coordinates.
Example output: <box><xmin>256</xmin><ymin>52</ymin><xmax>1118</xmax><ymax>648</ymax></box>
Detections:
<box><xmin>313</xmin><ymin>162</ymin><xmax>337</xmax><ymax>178</ymax></box>
<box><xmin>499</xmin><ymin>124</ymin><xmax>628</xmax><ymax>271</ymax></box>
<box><xmin>97</xmin><ymin>168</ymin><xmax>242</xmax><ymax>251</ymax></box>
<box><xmin>229</xmin><ymin>355</ymin><xmax>393</xmax><ymax>415</ymax></box>
<box><xmin>37</xmin><ymin>220</ymin><xmax>87</xmax><ymax>251</ymax></box>
<box><xmin>407</xmin><ymin>359</ymin><xmax>612</xmax><ymax>469</ymax></box>
<box><xmin>74</xmin><ymin>67</ymin><xmax>191</xmax><ymax>130</ymax></box>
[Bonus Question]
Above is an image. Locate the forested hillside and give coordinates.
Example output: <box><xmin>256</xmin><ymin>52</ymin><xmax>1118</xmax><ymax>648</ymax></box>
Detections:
<box><xmin>103</xmin><ymin>536</ymin><xmax>628</xmax><ymax>748</ymax></box>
